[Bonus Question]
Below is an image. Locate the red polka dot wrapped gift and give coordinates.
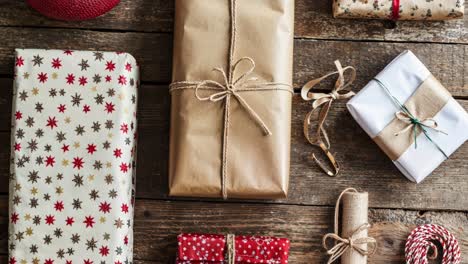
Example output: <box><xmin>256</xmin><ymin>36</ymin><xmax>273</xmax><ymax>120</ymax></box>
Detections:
<box><xmin>176</xmin><ymin>233</ymin><xmax>290</xmax><ymax>263</ymax></box>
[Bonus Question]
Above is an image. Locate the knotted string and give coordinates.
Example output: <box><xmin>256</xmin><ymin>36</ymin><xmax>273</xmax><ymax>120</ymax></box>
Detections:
<box><xmin>301</xmin><ymin>60</ymin><xmax>356</xmax><ymax>176</ymax></box>
<box><xmin>226</xmin><ymin>234</ymin><xmax>236</xmax><ymax>264</ymax></box>
<box><xmin>169</xmin><ymin>0</ymin><xmax>293</xmax><ymax>199</ymax></box>
<box><xmin>373</xmin><ymin>78</ymin><xmax>448</xmax><ymax>158</ymax></box>
<box><xmin>322</xmin><ymin>188</ymin><xmax>377</xmax><ymax>264</ymax></box>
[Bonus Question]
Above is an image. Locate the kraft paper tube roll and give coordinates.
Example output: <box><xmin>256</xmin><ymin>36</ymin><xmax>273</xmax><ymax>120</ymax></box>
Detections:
<box><xmin>341</xmin><ymin>191</ymin><xmax>369</xmax><ymax>264</ymax></box>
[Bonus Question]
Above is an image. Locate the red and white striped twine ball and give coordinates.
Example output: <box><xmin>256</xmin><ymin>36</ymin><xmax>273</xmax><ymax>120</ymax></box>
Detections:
<box><xmin>405</xmin><ymin>224</ymin><xmax>461</xmax><ymax>264</ymax></box>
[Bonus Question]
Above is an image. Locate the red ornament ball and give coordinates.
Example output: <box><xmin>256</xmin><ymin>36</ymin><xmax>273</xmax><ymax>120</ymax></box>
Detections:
<box><xmin>27</xmin><ymin>0</ymin><xmax>121</xmax><ymax>21</ymax></box>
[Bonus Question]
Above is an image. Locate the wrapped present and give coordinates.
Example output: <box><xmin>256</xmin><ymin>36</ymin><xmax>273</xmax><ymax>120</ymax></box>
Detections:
<box><xmin>9</xmin><ymin>49</ymin><xmax>138</xmax><ymax>263</ymax></box>
<box><xmin>333</xmin><ymin>0</ymin><xmax>464</xmax><ymax>20</ymax></box>
<box><xmin>347</xmin><ymin>50</ymin><xmax>468</xmax><ymax>183</ymax></box>
<box><xmin>176</xmin><ymin>233</ymin><xmax>290</xmax><ymax>264</ymax></box>
<box><xmin>169</xmin><ymin>0</ymin><xmax>295</xmax><ymax>199</ymax></box>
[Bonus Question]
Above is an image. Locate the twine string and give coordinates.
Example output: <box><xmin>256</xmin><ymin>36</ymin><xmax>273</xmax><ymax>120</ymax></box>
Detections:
<box><xmin>322</xmin><ymin>188</ymin><xmax>377</xmax><ymax>264</ymax></box>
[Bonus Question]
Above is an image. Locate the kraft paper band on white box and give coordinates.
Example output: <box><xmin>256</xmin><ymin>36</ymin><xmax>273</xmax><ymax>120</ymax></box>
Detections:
<box><xmin>347</xmin><ymin>50</ymin><xmax>468</xmax><ymax>183</ymax></box>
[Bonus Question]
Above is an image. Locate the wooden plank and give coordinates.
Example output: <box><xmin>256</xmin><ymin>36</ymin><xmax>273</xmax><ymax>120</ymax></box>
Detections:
<box><xmin>1</xmin><ymin>198</ymin><xmax>467</xmax><ymax>263</ymax></box>
<box><xmin>1</xmin><ymin>1</ymin><xmax>468</xmax><ymax>44</ymax></box>
<box><xmin>0</xmin><ymin>27</ymin><xmax>468</xmax><ymax>97</ymax></box>
<box><xmin>2</xmin><ymin>82</ymin><xmax>468</xmax><ymax>210</ymax></box>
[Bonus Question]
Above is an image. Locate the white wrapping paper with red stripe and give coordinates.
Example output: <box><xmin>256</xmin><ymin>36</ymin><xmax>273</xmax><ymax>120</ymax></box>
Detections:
<box><xmin>176</xmin><ymin>233</ymin><xmax>290</xmax><ymax>263</ymax></box>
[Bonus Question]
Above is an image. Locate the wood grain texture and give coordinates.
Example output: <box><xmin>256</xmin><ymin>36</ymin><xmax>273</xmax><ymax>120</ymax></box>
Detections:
<box><xmin>2</xmin><ymin>82</ymin><xmax>467</xmax><ymax>210</ymax></box>
<box><xmin>1</xmin><ymin>0</ymin><xmax>468</xmax><ymax>44</ymax></box>
<box><xmin>1</xmin><ymin>198</ymin><xmax>467</xmax><ymax>263</ymax></box>
<box><xmin>0</xmin><ymin>27</ymin><xmax>468</xmax><ymax>98</ymax></box>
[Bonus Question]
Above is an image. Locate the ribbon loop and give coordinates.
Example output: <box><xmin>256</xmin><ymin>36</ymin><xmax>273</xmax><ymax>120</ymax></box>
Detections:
<box><xmin>322</xmin><ymin>188</ymin><xmax>377</xmax><ymax>264</ymax></box>
<box><xmin>301</xmin><ymin>60</ymin><xmax>356</xmax><ymax>177</ymax></box>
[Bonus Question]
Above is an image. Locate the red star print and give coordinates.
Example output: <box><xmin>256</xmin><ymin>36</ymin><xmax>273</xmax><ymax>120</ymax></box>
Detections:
<box><xmin>99</xmin><ymin>202</ymin><xmax>112</xmax><ymax>213</ymax></box>
<box><xmin>45</xmin><ymin>155</ymin><xmax>55</xmax><ymax>167</ymax></box>
<box><xmin>15</xmin><ymin>56</ymin><xmax>24</xmax><ymax>67</ymax></box>
<box><xmin>37</xmin><ymin>72</ymin><xmax>48</xmax><ymax>83</ymax></box>
<box><xmin>63</xmin><ymin>49</ymin><xmax>73</xmax><ymax>55</ymax></box>
<box><xmin>62</xmin><ymin>144</ymin><xmax>70</xmax><ymax>152</ymax></box>
<box><xmin>11</xmin><ymin>212</ymin><xmax>19</xmax><ymax>224</ymax></box>
<box><xmin>86</xmin><ymin>144</ymin><xmax>97</xmax><ymax>154</ymax></box>
<box><xmin>125</xmin><ymin>62</ymin><xmax>132</xmax><ymax>72</ymax></box>
<box><xmin>14</xmin><ymin>142</ymin><xmax>21</xmax><ymax>151</ymax></box>
<box><xmin>54</xmin><ymin>201</ymin><xmax>64</xmax><ymax>211</ymax></box>
<box><xmin>99</xmin><ymin>246</ymin><xmax>110</xmax><ymax>256</ymax></box>
<box><xmin>46</xmin><ymin>116</ymin><xmax>58</xmax><ymax>129</ymax></box>
<box><xmin>84</xmin><ymin>260</ymin><xmax>93</xmax><ymax>264</ymax></box>
<box><xmin>113</xmin><ymin>148</ymin><xmax>122</xmax><ymax>158</ymax></box>
<box><xmin>45</xmin><ymin>215</ymin><xmax>55</xmax><ymax>225</ymax></box>
<box><xmin>105</xmin><ymin>61</ymin><xmax>116</xmax><ymax>71</ymax></box>
<box><xmin>66</xmin><ymin>73</ymin><xmax>75</xmax><ymax>84</ymax></box>
<box><xmin>66</xmin><ymin>261</ymin><xmax>72</xmax><ymax>264</ymax></box>
<box><xmin>124</xmin><ymin>235</ymin><xmax>129</xmax><ymax>245</ymax></box>
<box><xmin>115</xmin><ymin>261</ymin><xmax>122</xmax><ymax>264</ymax></box>
<box><xmin>51</xmin><ymin>58</ymin><xmax>62</xmax><ymax>69</ymax></box>
<box><xmin>105</xmin><ymin>102</ymin><xmax>115</xmax><ymax>113</ymax></box>
<box><xmin>72</xmin><ymin>157</ymin><xmax>84</xmax><ymax>169</ymax></box>
<box><xmin>78</xmin><ymin>76</ymin><xmax>88</xmax><ymax>86</ymax></box>
<box><xmin>121</xmin><ymin>203</ymin><xmax>129</xmax><ymax>213</ymax></box>
<box><xmin>83</xmin><ymin>104</ymin><xmax>91</xmax><ymax>113</ymax></box>
<box><xmin>83</xmin><ymin>215</ymin><xmax>95</xmax><ymax>228</ymax></box>
<box><xmin>9</xmin><ymin>257</ymin><xmax>16</xmax><ymax>264</ymax></box>
<box><xmin>120</xmin><ymin>162</ymin><xmax>129</xmax><ymax>173</ymax></box>
<box><xmin>15</xmin><ymin>111</ymin><xmax>22</xmax><ymax>120</ymax></box>
<box><xmin>44</xmin><ymin>259</ymin><xmax>54</xmax><ymax>264</ymax></box>
<box><xmin>118</xmin><ymin>75</ymin><xmax>127</xmax><ymax>85</ymax></box>
<box><xmin>105</xmin><ymin>75</ymin><xmax>112</xmax><ymax>82</ymax></box>
<box><xmin>58</xmin><ymin>104</ymin><xmax>66</xmax><ymax>113</ymax></box>
<box><xmin>120</xmin><ymin>123</ymin><xmax>128</xmax><ymax>134</ymax></box>
<box><xmin>65</xmin><ymin>217</ymin><xmax>75</xmax><ymax>226</ymax></box>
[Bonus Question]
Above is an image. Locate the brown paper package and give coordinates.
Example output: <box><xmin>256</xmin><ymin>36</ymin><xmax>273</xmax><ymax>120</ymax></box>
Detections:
<box><xmin>169</xmin><ymin>0</ymin><xmax>295</xmax><ymax>199</ymax></box>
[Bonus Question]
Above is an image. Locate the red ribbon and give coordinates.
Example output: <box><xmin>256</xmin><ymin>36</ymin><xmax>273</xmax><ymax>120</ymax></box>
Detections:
<box><xmin>392</xmin><ymin>0</ymin><xmax>400</xmax><ymax>20</ymax></box>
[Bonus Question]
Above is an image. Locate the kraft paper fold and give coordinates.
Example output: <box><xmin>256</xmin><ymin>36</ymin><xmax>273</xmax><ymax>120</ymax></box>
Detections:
<box><xmin>333</xmin><ymin>0</ymin><xmax>464</xmax><ymax>21</ymax></box>
<box><xmin>169</xmin><ymin>0</ymin><xmax>294</xmax><ymax>199</ymax></box>
<box><xmin>374</xmin><ymin>75</ymin><xmax>451</xmax><ymax>161</ymax></box>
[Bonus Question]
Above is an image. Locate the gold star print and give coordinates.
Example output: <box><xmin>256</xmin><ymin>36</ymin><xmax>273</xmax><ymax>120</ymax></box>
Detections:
<box><xmin>64</xmin><ymin>117</ymin><xmax>71</xmax><ymax>124</ymax></box>
<box><xmin>24</xmin><ymin>214</ymin><xmax>31</xmax><ymax>221</ymax></box>
<box><xmin>56</xmin><ymin>186</ymin><xmax>63</xmax><ymax>195</ymax></box>
<box><xmin>91</xmin><ymin>86</ymin><xmax>97</xmax><ymax>92</ymax></box>
<box><xmin>32</xmin><ymin>87</ymin><xmax>39</xmax><ymax>95</ymax></box>
<box><xmin>26</xmin><ymin>227</ymin><xmax>33</xmax><ymax>236</ymax></box>
<box><xmin>124</xmin><ymin>107</ymin><xmax>129</xmax><ymax>114</ymax></box>
<box><xmin>108</xmin><ymin>133</ymin><xmax>113</xmax><ymax>139</ymax></box>
<box><xmin>62</xmin><ymin>159</ymin><xmax>69</xmax><ymax>166</ymax></box>
<box><xmin>23</xmin><ymin>72</ymin><xmax>29</xmax><ymax>79</ymax></box>
<box><xmin>32</xmin><ymin>258</ymin><xmax>40</xmax><ymax>264</ymax></box>
<box><xmin>15</xmin><ymin>183</ymin><xmax>21</xmax><ymax>191</ymax></box>
<box><xmin>118</xmin><ymin>92</ymin><xmax>126</xmax><ymax>100</ymax></box>
<box><xmin>100</xmin><ymin>216</ymin><xmax>106</xmax><ymax>223</ymax></box>
<box><xmin>51</xmin><ymin>72</ymin><xmax>58</xmax><ymax>79</ymax></box>
<box><xmin>88</xmin><ymin>174</ymin><xmax>95</xmax><ymax>182</ymax></box>
<box><xmin>20</xmin><ymin>259</ymin><xmax>27</xmax><ymax>264</ymax></box>
<box><xmin>106</xmin><ymin>162</ymin><xmax>112</xmax><ymax>168</ymax></box>
<box><xmin>73</xmin><ymin>142</ymin><xmax>80</xmax><ymax>149</ymax></box>
<box><xmin>30</xmin><ymin>187</ymin><xmax>38</xmax><ymax>195</ymax></box>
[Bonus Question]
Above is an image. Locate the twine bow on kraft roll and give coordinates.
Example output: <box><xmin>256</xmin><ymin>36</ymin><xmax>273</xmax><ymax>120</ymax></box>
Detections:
<box><xmin>301</xmin><ymin>60</ymin><xmax>356</xmax><ymax>177</ymax></box>
<box><xmin>169</xmin><ymin>0</ymin><xmax>293</xmax><ymax>199</ymax></box>
<box><xmin>322</xmin><ymin>188</ymin><xmax>377</xmax><ymax>264</ymax></box>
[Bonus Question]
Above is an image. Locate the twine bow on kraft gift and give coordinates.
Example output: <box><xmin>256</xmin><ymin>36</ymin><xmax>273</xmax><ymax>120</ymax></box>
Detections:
<box><xmin>169</xmin><ymin>0</ymin><xmax>293</xmax><ymax>199</ymax></box>
<box><xmin>301</xmin><ymin>60</ymin><xmax>356</xmax><ymax>177</ymax></box>
<box><xmin>322</xmin><ymin>188</ymin><xmax>377</xmax><ymax>264</ymax></box>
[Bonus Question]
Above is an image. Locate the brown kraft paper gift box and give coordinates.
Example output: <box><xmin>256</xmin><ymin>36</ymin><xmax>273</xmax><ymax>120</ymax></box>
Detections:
<box><xmin>169</xmin><ymin>0</ymin><xmax>295</xmax><ymax>199</ymax></box>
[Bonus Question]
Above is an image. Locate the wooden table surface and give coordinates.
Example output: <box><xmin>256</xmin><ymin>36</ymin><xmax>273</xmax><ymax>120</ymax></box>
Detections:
<box><xmin>0</xmin><ymin>1</ymin><xmax>467</xmax><ymax>263</ymax></box>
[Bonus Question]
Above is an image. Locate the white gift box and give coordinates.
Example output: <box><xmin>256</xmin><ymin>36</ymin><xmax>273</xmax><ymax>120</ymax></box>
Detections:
<box><xmin>347</xmin><ymin>50</ymin><xmax>468</xmax><ymax>183</ymax></box>
<box><xmin>9</xmin><ymin>49</ymin><xmax>138</xmax><ymax>263</ymax></box>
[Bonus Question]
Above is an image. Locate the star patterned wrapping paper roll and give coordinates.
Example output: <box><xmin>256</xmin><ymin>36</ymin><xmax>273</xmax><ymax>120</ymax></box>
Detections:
<box><xmin>9</xmin><ymin>49</ymin><xmax>138</xmax><ymax>264</ymax></box>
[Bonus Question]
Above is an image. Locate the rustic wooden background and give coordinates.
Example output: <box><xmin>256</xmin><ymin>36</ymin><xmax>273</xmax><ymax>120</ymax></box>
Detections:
<box><xmin>0</xmin><ymin>1</ymin><xmax>468</xmax><ymax>263</ymax></box>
